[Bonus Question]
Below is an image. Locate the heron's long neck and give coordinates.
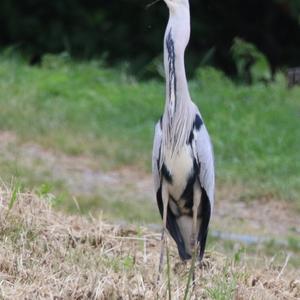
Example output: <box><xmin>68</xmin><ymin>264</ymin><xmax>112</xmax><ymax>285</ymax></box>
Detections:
<box><xmin>164</xmin><ymin>12</ymin><xmax>191</xmax><ymax>116</ymax></box>
<box><xmin>161</xmin><ymin>8</ymin><xmax>193</xmax><ymax>158</ymax></box>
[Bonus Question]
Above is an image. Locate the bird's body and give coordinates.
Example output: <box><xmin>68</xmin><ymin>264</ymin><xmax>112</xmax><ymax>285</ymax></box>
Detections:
<box><xmin>152</xmin><ymin>0</ymin><xmax>215</xmax><ymax>263</ymax></box>
<box><xmin>164</xmin><ymin>144</ymin><xmax>193</xmax><ymax>198</ymax></box>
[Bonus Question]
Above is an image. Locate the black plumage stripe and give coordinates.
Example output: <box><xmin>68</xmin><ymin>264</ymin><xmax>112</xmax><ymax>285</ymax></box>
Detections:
<box><xmin>166</xmin><ymin>29</ymin><xmax>177</xmax><ymax>111</ymax></box>
<box><xmin>161</xmin><ymin>163</ymin><xmax>173</xmax><ymax>184</ymax></box>
<box><xmin>194</xmin><ymin>114</ymin><xmax>203</xmax><ymax>130</ymax></box>
<box><xmin>187</xmin><ymin>114</ymin><xmax>203</xmax><ymax>145</ymax></box>
<box><xmin>197</xmin><ymin>187</ymin><xmax>211</xmax><ymax>260</ymax></box>
<box><xmin>181</xmin><ymin>159</ymin><xmax>200</xmax><ymax>212</ymax></box>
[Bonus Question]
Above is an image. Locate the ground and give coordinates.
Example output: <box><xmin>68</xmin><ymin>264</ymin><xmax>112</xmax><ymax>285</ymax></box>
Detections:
<box><xmin>0</xmin><ymin>187</ymin><xmax>299</xmax><ymax>299</ymax></box>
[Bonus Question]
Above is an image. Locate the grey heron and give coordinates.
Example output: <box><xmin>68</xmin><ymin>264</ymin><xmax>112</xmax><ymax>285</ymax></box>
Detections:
<box><xmin>152</xmin><ymin>0</ymin><xmax>215</xmax><ymax>272</ymax></box>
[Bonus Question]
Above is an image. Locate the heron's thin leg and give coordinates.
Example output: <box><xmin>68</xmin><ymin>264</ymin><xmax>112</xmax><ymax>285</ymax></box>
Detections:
<box><xmin>191</xmin><ymin>184</ymin><xmax>201</xmax><ymax>284</ymax></box>
<box><xmin>192</xmin><ymin>184</ymin><xmax>201</xmax><ymax>248</ymax></box>
<box><xmin>158</xmin><ymin>183</ymin><xmax>169</xmax><ymax>280</ymax></box>
<box><xmin>158</xmin><ymin>228</ymin><xmax>165</xmax><ymax>274</ymax></box>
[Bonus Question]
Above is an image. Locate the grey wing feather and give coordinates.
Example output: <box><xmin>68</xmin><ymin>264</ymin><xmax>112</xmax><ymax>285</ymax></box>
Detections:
<box><xmin>152</xmin><ymin>121</ymin><xmax>162</xmax><ymax>192</ymax></box>
<box><xmin>194</xmin><ymin>121</ymin><xmax>215</xmax><ymax>210</ymax></box>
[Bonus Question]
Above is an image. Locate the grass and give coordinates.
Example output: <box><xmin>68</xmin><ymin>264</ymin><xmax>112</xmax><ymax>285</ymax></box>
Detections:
<box><xmin>206</xmin><ymin>265</ymin><xmax>237</xmax><ymax>300</ymax></box>
<box><xmin>208</xmin><ymin>234</ymin><xmax>300</xmax><ymax>269</ymax></box>
<box><xmin>63</xmin><ymin>194</ymin><xmax>160</xmax><ymax>224</ymax></box>
<box><xmin>0</xmin><ymin>54</ymin><xmax>299</xmax><ymax>206</ymax></box>
<box><xmin>0</xmin><ymin>186</ymin><xmax>299</xmax><ymax>299</ymax></box>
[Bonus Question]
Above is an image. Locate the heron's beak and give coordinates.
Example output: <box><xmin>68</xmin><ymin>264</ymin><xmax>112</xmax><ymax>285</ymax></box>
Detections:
<box><xmin>146</xmin><ymin>0</ymin><xmax>161</xmax><ymax>9</ymax></box>
<box><xmin>163</xmin><ymin>0</ymin><xmax>177</xmax><ymax>10</ymax></box>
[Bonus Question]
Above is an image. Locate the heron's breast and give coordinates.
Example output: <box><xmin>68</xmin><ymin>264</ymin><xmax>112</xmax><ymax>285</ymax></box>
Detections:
<box><xmin>164</xmin><ymin>146</ymin><xmax>194</xmax><ymax>200</ymax></box>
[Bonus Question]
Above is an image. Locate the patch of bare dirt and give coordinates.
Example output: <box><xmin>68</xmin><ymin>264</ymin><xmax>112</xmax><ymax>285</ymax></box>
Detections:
<box><xmin>0</xmin><ymin>131</ymin><xmax>153</xmax><ymax>199</ymax></box>
<box><xmin>214</xmin><ymin>186</ymin><xmax>300</xmax><ymax>237</ymax></box>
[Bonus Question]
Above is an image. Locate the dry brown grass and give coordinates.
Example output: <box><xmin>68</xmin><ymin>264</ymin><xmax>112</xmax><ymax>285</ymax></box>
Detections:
<box><xmin>0</xmin><ymin>186</ymin><xmax>299</xmax><ymax>299</ymax></box>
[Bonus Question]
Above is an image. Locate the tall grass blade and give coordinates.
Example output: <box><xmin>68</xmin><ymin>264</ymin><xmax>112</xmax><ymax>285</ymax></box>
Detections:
<box><xmin>183</xmin><ymin>247</ymin><xmax>197</xmax><ymax>300</ymax></box>
<box><xmin>166</xmin><ymin>241</ymin><xmax>172</xmax><ymax>300</ymax></box>
<box><xmin>6</xmin><ymin>182</ymin><xmax>20</xmax><ymax>217</ymax></box>
<box><xmin>8</xmin><ymin>183</ymin><xmax>20</xmax><ymax>210</ymax></box>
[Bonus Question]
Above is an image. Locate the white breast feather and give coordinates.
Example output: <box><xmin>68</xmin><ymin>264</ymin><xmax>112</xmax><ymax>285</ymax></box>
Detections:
<box><xmin>164</xmin><ymin>145</ymin><xmax>193</xmax><ymax>200</ymax></box>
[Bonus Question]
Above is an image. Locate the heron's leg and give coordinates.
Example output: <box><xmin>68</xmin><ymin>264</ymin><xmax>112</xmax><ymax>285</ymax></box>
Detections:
<box><xmin>191</xmin><ymin>184</ymin><xmax>201</xmax><ymax>285</ymax></box>
<box><xmin>158</xmin><ymin>183</ymin><xmax>169</xmax><ymax>277</ymax></box>
<box><xmin>191</xmin><ymin>184</ymin><xmax>201</xmax><ymax>249</ymax></box>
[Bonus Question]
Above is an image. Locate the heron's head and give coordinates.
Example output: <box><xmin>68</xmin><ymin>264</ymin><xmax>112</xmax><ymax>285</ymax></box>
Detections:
<box><xmin>163</xmin><ymin>0</ymin><xmax>189</xmax><ymax>11</ymax></box>
<box><xmin>163</xmin><ymin>0</ymin><xmax>190</xmax><ymax>49</ymax></box>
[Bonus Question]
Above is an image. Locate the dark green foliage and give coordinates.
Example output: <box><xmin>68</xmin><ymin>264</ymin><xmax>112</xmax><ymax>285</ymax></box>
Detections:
<box><xmin>0</xmin><ymin>0</ymin><xmax>300</xmax><ymax>76</ymax></box>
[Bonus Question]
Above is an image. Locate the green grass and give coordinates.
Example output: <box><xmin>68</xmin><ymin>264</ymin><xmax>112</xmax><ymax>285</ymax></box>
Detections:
<box><xmin>205</xmin><ymin>264</ymin><xmax>238</xmax><ymax>300</ymax></box>
<box><xmin>0</xmin><ymin>54</ymin><xmax>299</xmax><ymax>203</ymax></box>
<box><xmin>61</xmin><ymin>193</ymin><xmax>160</xmax><ymax>224</ymax></box>
<box><xmin>208</xmin><ymin>234</ymin><xmax>300</xmax><ymax>269</ymax></box>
